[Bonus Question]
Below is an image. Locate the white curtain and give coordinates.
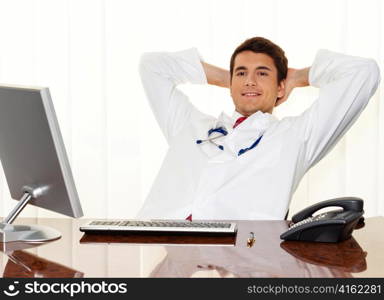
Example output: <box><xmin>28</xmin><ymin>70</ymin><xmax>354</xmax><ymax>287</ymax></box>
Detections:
<box><xmin>0</xmin><ymin>0</ymin><xmax>383</xmax><ymax>219</ymax></box>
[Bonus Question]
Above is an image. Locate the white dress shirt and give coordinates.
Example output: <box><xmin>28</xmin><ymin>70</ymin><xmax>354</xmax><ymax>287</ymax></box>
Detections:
<box><xmin>137</xmin><ymin>48</ymin><xmax>380</xmax><ymax>220</ymax></box>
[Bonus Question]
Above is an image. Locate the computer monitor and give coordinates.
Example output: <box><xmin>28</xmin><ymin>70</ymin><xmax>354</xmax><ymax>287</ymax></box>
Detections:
<box><xmin>0</xmin><ymin>85</ymin><xmax>83</xmax><ymax>243</ymax></box>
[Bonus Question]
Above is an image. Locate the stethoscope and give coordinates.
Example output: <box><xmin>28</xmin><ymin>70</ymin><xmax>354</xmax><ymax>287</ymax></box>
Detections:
<box><xmin>196</xmin><ymin>126</ymin><xmax>263</xmax><ymax>156</ymax></box>
<box><xmin>196</xmin><ymin>127</ymin><xmax>228</xmax><ymax>150</ymax></box>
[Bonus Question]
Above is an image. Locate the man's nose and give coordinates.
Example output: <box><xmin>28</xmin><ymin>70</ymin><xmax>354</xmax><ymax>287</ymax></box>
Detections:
<box><xmin>245</xmin><ymin>75</ymin><xmax>257</xmax><ymax>86</ymax></box>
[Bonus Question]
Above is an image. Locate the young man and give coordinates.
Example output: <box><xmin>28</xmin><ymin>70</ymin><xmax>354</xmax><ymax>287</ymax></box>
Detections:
<box><xmin>137</xmin><ymin>37</ymin><xmax>380</xmax><ymax>220</ymax></box>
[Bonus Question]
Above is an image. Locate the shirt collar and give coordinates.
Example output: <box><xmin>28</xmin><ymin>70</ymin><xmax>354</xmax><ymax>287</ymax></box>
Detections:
<box><xmin>215</xmin><ymin>110</ymin><xmax>278</xmax><ymax>135</ymax></box>
<box><xmin>230</xmin><ymin>110</ymin><xmax>278</xmax><ymax>126</ymax></box>
<box><xmin>231</xmin><ymin>110</ymin><xmax>244</xmax><ymax>122</ymax></box>
<box><xmin>201</xmin><ymin>110</ymin><xmax>278</xmax><ymax>161</ymax></box>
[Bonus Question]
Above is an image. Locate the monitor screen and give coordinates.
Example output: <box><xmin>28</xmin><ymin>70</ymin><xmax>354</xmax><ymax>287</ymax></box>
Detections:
<box><xmin>0</xmin><ymin>84</ymin><xmax>83</xmax><ymax>243</ymax></box>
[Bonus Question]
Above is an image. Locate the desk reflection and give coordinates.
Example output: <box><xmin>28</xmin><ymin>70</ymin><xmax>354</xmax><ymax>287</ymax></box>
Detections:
<box><xmin>280</xmin><ymin>237</ymin><xmax>367</xmax><ymax>274</ymax></box>
<box><xmin>150</xmin><ymin>222</ymin><xmax>367</xmax><ymax>278</ymax></box>
<box><xmin>1</xmin><ymin>242</ymin><xmax>83</xmax><ymax>278</ymax></box>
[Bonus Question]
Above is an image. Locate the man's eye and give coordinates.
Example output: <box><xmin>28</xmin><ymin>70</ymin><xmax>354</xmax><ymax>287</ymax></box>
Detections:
<box><xmin>258</xmin><ymin>72</ymin><xmax>268</xmax><ymax>76</ymax></box>
<box><xmin>236</xmin><ymin>71</ymin><xmax>245</xmax><ymax>76</ymax></box>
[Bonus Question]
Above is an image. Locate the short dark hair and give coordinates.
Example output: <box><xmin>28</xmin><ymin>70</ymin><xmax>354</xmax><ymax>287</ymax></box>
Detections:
<box><xmin>230</xmin><ymin>37</ymin><xmax>288</xmax><ymax>83</ymax></box>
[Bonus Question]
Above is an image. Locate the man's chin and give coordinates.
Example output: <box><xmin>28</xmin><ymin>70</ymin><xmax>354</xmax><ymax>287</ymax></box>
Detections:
<box><xmin>236</xmin><ymin>107</ymin><xmax>263</xmax><ymax>116</ymax></box>
<box><xmin>238</xmin><ymin>108</ymin><xmax>274</xmax><ymax>116</ymax></box>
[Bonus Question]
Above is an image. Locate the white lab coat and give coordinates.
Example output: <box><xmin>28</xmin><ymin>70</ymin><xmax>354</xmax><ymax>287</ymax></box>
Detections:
<box><xmin>137</xmin><ymin>48</ymin><xmax>380</xmax><ymax>220</ymax></box>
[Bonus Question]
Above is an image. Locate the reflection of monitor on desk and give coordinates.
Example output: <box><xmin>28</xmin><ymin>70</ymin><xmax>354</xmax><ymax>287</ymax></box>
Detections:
<box><xmin>2</xmin><ymin>249</ymin><xmax>84</xmax><ymax>278</ymax></box>
<box><xmin>0</xmin><ymin>85</ymin><xmax>83</xmax><ymax>243</ymax></box>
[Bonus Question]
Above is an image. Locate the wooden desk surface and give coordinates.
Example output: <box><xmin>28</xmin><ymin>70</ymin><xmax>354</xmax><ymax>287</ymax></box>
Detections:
<box><xmin>0</xmin><ymin>217</ymin><xmax>383</xmax><ymax>278</ymax></box>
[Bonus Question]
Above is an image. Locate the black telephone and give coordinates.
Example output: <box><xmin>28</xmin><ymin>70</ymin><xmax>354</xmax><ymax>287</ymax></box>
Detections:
<box><xmin>280</xmin><ymin>197</ymin><xmax>364</xmax><ymax>243</ymax></box>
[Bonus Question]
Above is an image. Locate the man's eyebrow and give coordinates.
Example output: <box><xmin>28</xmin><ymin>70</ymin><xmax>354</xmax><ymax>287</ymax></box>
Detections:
<box><xmin>256</xmin><ymin>66</ymin><xmax>272</xmax><ymax>71</ymax></box>
<box><xmin>234</xmin><ymin>65</ymin><xmax>272</xmax><ymax>72</ymax></box>
<box><xmin>234</xmin><ymin>66</ymin><xmax>247</xmax><ymax>72</ymax></box>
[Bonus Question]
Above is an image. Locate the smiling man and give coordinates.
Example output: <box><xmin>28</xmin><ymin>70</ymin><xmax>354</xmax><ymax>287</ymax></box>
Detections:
<box><xmin>230</xmin><ymin>46</ymin><xmax>286</xmax><ymax>115</ymax></box>
<box><xmin>137</xmin><ymin>37</ymin><xmax>380</xmax><ymax>220</ymax></box>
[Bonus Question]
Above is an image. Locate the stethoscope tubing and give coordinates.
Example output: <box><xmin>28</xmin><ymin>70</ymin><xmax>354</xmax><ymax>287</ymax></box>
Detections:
<box><xmin>196</xmin><ymin>126</ymin><xmax>263</xmax><ymax>156</ymax></box>
<box><xmin>196</xmin><ymin>134</ymin><xmax>225</xmax><ymax>144</ymax></box>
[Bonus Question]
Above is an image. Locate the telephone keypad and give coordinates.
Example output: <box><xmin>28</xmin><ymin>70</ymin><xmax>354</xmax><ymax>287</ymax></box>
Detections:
<box><xmin>289</xmin><ymin>213</ymin><xmax>328</xmax><ymax>230</ymax></box>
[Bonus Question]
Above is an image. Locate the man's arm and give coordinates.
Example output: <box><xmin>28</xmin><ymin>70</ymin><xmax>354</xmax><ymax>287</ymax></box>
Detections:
<box><xmin>201</xmin><ymin>62</ymin><xmax>230</xmax><ymax>88</ymax></box>
<box><xmin>139</xmin><ymin>48</ymin><xmax>232</xmax><ymax>142</ymax></box>
<box><xmin>275</xmin><ymin>67</ymin><xmax>310</xmax><ymax>106</ymax></box>
<box><xmin>139</xmin><ymin>48</ymin><xmax>207</xmax><ymax>143</ymax></box>
<box><xmin>293</xmin><ymin>50</ymin><xmax>380</xmax><ymax>169</ymax></box>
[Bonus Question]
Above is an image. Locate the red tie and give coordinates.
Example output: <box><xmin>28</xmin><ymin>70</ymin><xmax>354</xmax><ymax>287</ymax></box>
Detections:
<box><xmin>233</xmin><ymin>116</ymin><xmax>248</xmax><ymax>128</ymax></box>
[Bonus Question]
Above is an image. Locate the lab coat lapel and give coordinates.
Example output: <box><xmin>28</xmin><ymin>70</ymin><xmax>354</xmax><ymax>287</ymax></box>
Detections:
<box><xmin>223</xmin><ymin>111</ymin><xmax>278</xmax><ymax>156</ymax></box>
<box><xmin>195</xmin><ymin>111</ymin><xmax>278</xmax><ymax>162</ymax></box>
<box><xmin>196</xmin><ymin>112</ymin><xmax>234</xmax><ymax>161</ymax></box>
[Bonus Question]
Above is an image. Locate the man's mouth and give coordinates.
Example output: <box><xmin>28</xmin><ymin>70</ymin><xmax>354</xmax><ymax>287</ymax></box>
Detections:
<box><xmin>241</xmin><ymin>92</ymin><xmax>262</xmax><ymax>97</ymax></box>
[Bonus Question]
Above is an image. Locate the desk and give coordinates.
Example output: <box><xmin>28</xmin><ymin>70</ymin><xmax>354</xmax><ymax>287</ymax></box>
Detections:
<box><xmin>0</xmin><ymin>217</ymin><xmax>383</xmax><ymax>278</ymax></box>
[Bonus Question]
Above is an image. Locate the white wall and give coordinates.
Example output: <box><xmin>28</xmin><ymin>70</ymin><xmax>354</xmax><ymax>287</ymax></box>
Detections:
<box><xmin>0</xmin><ymin>0</ymin><xmax>382</xmax><ymax>219</ymax></box>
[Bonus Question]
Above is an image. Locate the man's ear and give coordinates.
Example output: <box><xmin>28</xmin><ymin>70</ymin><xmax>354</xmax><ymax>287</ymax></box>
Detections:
<box><xmin>275</xmin><ymin>80</ymin><xmax>286</xmax><ymax>107</ymax></box>
<box><xmin>277</xmin><ymin>79</ymin><xmax>285</xmax><ymax>98</ymax></box>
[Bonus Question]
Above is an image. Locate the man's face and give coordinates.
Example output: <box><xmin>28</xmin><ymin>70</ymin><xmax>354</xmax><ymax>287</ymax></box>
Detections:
<box><xmin>230</xmin><ymin>51</ymin><xmax>285</xmax><ymax>116</ymax></box>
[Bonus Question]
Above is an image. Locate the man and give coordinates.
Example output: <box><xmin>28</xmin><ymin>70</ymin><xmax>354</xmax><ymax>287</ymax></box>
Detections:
<box><xmin>137</xmin><ymin>37</ymin><xmax>380</xmax><ymax>220</ymax></box>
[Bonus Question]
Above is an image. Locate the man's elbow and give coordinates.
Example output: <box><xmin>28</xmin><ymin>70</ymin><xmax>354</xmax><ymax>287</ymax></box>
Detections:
<box><xmin>138</xmin><ymin>52</ymin><xmax>161</xmax><ymax>76</ymax></box>
<box><xmin>363</xmin><ymin>58</ymin><xmax>381</xmax><ymax>94</ymax></box>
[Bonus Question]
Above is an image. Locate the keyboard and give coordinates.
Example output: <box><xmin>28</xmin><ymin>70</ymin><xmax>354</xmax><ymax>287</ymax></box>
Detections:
<box><xmin>80</xmin><ymin>220</ymin><xmax>237</xmax><ymax>236</ymax></box>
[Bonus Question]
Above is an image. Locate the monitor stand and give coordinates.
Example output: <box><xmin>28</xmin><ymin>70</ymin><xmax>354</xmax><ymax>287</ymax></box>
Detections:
<box><xmin>0</xmin><ymin>186</ymin><xmax>61</xmax><ymax>243</ymax></box>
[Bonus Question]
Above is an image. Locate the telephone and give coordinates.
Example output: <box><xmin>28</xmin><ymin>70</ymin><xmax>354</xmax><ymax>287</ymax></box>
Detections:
<box><xmin>280</xmin><ymin>197</ymin><xmax>364</xmax><ymax>243</ymax></box>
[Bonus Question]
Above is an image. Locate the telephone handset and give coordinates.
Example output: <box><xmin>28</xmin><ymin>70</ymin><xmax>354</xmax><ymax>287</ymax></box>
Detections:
<box><xmin>280</xmin><ymin>197</ymin><xmax>364</xmax><ymax>243</ymax></box>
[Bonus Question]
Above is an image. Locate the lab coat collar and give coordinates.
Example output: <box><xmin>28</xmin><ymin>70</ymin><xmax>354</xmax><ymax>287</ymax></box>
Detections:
<box><xmin>231</xmin><ymin>110</ymin><xmax>244</xmax><ymax>122</ymax></box>
<box><xmin>216</xmin><ymin>110</ymin><xmax>278</xmax><ymax>132</ymax></box>
<box><xmin>224</xmin><ymin>111</ymin><xmax>278</xmax><ymax>155</ymax></box>
<box><xmin>200</xmin><ymin>110</ymin><xmax>278</xmax><ymax>162</ymax></box>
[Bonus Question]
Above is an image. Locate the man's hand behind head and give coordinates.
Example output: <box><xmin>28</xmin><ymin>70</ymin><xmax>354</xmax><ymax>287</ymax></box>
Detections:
<box><xmin>275</xmin><ymin>67</ymin><xmax>310</xmax><ymax>107</ymax></box>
